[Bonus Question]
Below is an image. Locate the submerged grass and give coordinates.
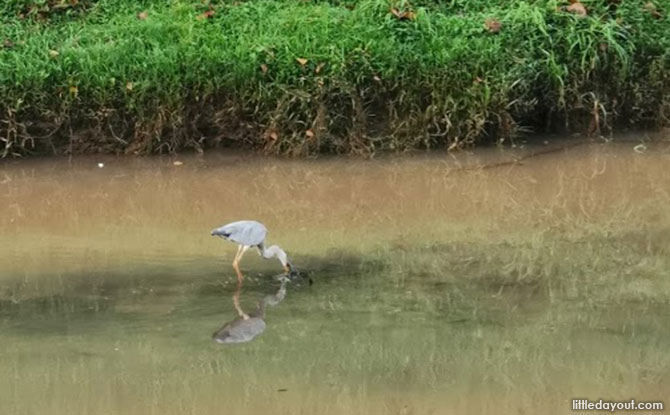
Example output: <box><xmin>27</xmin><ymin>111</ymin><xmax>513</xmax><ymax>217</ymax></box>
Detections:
<box><xmin>0</xmin><ymin>0</ymin><xmax>668</xmax><ymax>156</ymax></box>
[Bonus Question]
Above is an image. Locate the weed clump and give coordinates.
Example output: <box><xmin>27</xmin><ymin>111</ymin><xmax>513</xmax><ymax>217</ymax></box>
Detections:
<box><xmin>0</xmin><ymin>0</ymin><xmax>668</xmax><ymax>156</ymax></box>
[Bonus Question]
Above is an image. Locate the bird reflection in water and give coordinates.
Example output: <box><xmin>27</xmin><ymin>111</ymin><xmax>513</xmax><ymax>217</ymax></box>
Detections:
<box><xmin>212</xmin><ymin>276</ymin><xmax>290</xmax><ymax>344</ymax></box>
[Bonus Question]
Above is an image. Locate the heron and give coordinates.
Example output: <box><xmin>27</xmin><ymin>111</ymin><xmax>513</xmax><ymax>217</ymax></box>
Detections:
<box><xmin>211</xmin><ymin>220</ymin><xmax>292</xmax><ymax>282</ymax></box>
<box><xmin>212</xmin><ymin>276</ymin><xmax>290</xmax><ymax>344</ymax></box>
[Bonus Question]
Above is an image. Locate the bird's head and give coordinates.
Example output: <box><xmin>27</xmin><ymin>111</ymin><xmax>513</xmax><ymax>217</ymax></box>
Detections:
<box><xmin>211</xmin><ymin>226</ymin><xmax>229</xmax><ymax>238</ymax></box>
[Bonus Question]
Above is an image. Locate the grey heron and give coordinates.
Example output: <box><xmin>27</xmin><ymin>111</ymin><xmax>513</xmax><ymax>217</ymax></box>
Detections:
<box><xmin>212</xmin><ymin>276</ymin><xmax>290</xmax><ymax>344</ymax></box>
<box><xmin>211</xmin><ymin>220</ymin><xmax>292</xmax><ymax>282</ymax></box>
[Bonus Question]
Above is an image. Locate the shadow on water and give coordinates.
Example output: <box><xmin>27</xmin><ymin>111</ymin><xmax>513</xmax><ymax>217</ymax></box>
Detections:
<box><xmin>194</xmin><ymin>249</ymin><xmax>362</xmax><ymax>298</ymax></box>
<box><xmin>211</xmin><ymin>276</ymin><xmax>290</xmax><ymax>344</ymax></box>
<box><xmin>0</xmin><ymin>250</ymin><xmax>353</xmax><ymax>337</ymax></box>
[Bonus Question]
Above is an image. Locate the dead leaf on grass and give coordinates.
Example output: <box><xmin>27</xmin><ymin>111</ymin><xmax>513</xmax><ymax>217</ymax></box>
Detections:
<box><xmin>196</xmin><ymin>9</ymin><xmax>215</xmax><ymax>20</ymax></box>
<box><xmin>484</xmin><ymin>18</ymin><xmax>502</xmax><ymax>33</ymax></box>
<box><xmin>566</xmin><ymin>2</ymin><xmax>587</xmax><ymax>17</ymax></box>
<box><xmin>390</xmin><ymin>8</ymin><xmax>415</xmax><ymax>20</ymax></box>
<box><xmin>644</xmin><ymin>2</ymin><xmax>662</xmax><ymax>18</ymax></box>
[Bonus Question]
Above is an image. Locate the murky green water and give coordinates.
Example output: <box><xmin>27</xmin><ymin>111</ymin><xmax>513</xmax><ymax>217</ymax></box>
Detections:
<box><xmin>1</xmin><ymin>140</ymin><xmax>670</xmax><ymax>414</ymax></box>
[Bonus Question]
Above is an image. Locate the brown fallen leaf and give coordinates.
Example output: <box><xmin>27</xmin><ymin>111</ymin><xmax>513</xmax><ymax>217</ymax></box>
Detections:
<box><xmin>484</xmin><ymin>18</ymin><xmax>502</xmax><ymax>33</ymax></box>
<box><xmin>296</xmin><ymin>58</ymin><xmax>308</xmax><ymax>66</ymax></box>
<box><xmin>260</xmin><ymin>64</ymin><xmax>268</xmax><ymax>74</ymax></box>
<box><xmin>196</xmin><ymin>10</ymin><xmax>215</xmax><ymax>20</ymax></box>
<box><xmin>644</xmin><ymin>2</ymin><xmax>662</xmax><ymax>18</ymax></box>
<box><xmin>137</xmin><ymin>10</ymin><xmax>148</xmax><ymax>20</ymax></box>
<box><xmin>51</xmin><ymin>3</ymin><xmax>72</xmax><ymax>10</ymax></box>
<box><xmin>390</xmin><ymin>7</ymin><xmax>415</xmax><ymax>20</ymax></box>
<box><xmin>315</xmin><ymin>62</ymin><xmax>325</xmax><ymax>74</ymax></box>
<box><xmin>566</xmin><ymin>2</ymin><xmax>587</xmax><ymax>17</ymax></box>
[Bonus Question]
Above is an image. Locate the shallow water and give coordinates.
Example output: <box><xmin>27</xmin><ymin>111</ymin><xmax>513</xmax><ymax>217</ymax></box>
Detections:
<box><xmin>1</xmin><ymin>139</ymin><xmax>670</xmax><ymax>414</ymax></box>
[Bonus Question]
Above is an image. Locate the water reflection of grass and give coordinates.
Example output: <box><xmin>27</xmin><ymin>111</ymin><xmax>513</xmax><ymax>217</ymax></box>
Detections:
<box><xmin>1</xmin><ymin>226</ymin><xmax>669</xmax><ymax>414</ymax></box>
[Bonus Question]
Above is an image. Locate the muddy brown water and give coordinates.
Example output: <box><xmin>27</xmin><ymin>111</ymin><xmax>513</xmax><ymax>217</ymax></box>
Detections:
<box><xmin>1</xmin><ymin>138</ymin><xmax>669</xmax><ymax>414</ymax></box>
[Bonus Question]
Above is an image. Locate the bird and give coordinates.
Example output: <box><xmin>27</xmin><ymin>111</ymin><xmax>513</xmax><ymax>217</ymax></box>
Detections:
<box><xmin>212</xmin><ymin>276</ymin><xmax>290</xmax><ymax>344</ymax></box>
<box><xmin>211</xmin><ymin>220</ymin><xmax>292</xmax><ymax>282</ymax></box>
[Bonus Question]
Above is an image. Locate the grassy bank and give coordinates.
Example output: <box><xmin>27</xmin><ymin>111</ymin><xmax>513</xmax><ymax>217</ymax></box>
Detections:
<box><xmin>1</xmin><ymin>0</ymin><xmax>669</xmax><ymax>156</ymax></box>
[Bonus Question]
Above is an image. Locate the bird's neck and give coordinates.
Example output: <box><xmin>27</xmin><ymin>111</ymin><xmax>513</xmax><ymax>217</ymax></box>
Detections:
<box><xmin>256</xmin><ymin>279</ymin><xmax>288</xmax><ymax>316</ymax></box>
<box><xmin>262</xmin><ymin>244</ymin><xmax>288</xmax><ymax>267</ymax></box>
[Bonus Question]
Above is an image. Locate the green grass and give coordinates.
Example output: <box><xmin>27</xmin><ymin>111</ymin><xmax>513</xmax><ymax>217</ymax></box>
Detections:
<box><xmin>0</xmin><ymin>0</ymin><xmax>669</xmax><ymax>156</ymax></box>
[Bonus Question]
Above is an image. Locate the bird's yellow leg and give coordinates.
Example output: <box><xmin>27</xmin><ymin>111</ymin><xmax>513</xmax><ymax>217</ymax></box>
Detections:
<box><xmin>232</xmin><ymin>245</ymin><xmax>243</xmax><ymax>283</ymax></box>
<box><xmin>232</xmin><ymin>284</ymin><xmax>250</xmax><ymax>320</ymax></box>
<box><xmin>232</xmin><ymin>245</ymin><xmax>250</xmax><ymax>284</ymax></box>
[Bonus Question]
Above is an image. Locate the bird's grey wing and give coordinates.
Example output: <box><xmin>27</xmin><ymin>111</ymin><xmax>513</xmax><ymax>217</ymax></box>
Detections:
<box><xmin>237</xmin><ymin>318</ymin><xmax>266</xmax><ymax>341</ymax></box>
<box><xmin>214</xmin><ymin>318</ymin><xmax>266</xmax><ymax>343</ymax></box>
<box><xmin>239</xmin><ymin>221</ymin><xmax>267</xmax><ymax>246</ymax></box>
<box><xmin>212</xmin><ymin>220</ymin><xmax>267</xmax><ymax>246</ymax></box>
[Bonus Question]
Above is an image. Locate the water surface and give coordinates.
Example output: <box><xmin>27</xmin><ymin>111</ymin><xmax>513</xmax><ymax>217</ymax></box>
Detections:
<box><xmin>1</xmin><ymin>139</ymin><xmax>670</xmax><ymax>414</ymax></box>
